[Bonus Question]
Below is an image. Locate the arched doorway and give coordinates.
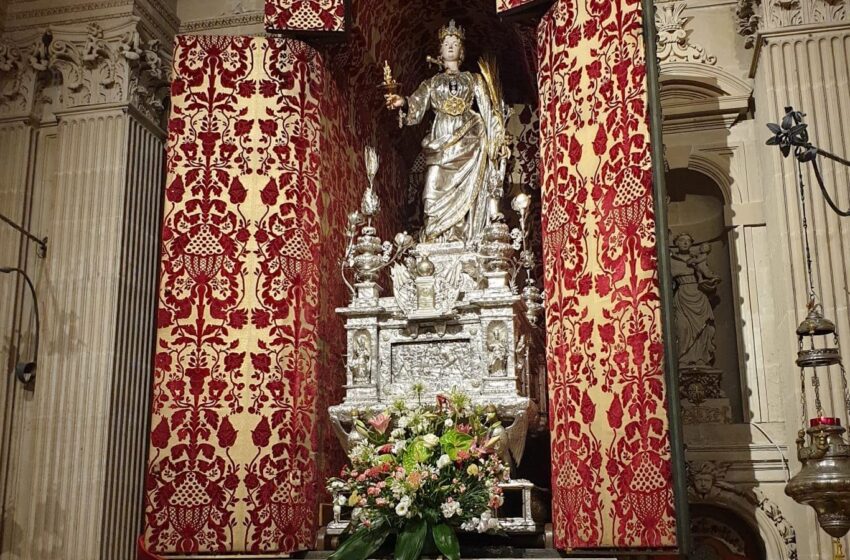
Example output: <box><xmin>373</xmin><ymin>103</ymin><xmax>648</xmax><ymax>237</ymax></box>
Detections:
<box><xmin>690</xmin><ymin>504</ymin><xmax>767</xmax><ymax>560</ymax></box>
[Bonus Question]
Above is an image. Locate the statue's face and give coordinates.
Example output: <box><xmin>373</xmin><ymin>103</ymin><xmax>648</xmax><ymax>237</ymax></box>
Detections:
<box><xmin>441</xmin><ymin>35</ymin><xmax>463</xmax><ymax>63</ymax></box>
<box><xmin>675</xmin><ymin>235</ymin><xmax>692</xmax><ymax>251</ymax></box>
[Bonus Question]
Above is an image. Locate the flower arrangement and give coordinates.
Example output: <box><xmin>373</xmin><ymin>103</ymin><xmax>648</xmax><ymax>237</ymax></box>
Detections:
<box><xmin>327</xmin><ymin>389</ymin><xmax>509</xmax><ymax>560</ymax></box>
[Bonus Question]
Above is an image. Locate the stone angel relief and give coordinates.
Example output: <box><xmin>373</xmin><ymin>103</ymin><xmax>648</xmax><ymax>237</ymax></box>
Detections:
<box><xmin>384</xmin><ymin>20</ymin><xmax>511</xmax><ymax>244</ymax></box>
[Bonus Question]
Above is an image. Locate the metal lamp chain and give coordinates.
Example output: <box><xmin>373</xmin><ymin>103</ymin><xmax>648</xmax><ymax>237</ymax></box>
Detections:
<box><xmin>795</xmin><ymin>156</ymin><xmax>818</xmax><ymax>304</ymax></box>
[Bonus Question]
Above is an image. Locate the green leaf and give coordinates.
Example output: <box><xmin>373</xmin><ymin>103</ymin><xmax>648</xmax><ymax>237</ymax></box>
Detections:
<box><xmin>395</xmin><ymin>518</ymin><xmax>428</xmax><ymax>560</ymax></box>
<box><xmin>432</xmin><ymin>524</ymin><xmax>460</xmax><ymax>560</ymax></box>
<box><xmin>439</xmin><ymin>429</ymin><xmax>473</xmax><ymax>460</ymax></box>
<box><xmin>403</xmin><ymin>437</ymin><xmax>431</xmax><ymax>471</ymax></box>
<box><xmin>330</xmin><ymin>526</ymin><xmax>389</xmax><ymax>560</ymax></box>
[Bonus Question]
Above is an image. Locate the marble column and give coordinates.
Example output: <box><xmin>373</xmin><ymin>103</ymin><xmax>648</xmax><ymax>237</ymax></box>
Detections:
<box><xmin>0</xmin><ymin>13</ymin><xmax>171</xmax><ymax>560</ymax></box>
<box><xmin>744</xmin><ymin>1</ymin><xmax>850</xmax><ymax>557</ymax></box>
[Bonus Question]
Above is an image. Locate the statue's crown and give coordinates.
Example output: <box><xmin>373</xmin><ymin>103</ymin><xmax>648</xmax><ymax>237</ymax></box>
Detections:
<box><xmin>439</xmin><ymin>20</ymin><xmax>466</xmax><ymax>42</ymax></box>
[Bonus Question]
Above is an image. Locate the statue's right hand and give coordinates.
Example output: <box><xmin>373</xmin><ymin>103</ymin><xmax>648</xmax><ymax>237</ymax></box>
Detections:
<box><xmin>385</xmin><ymin>94</ymin><xmax>405</xmax><ymax>110</ymax></box>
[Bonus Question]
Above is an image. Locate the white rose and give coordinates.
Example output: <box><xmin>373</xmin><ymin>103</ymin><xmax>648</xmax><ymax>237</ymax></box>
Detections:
<box><xmin>444</xmin><ymin>418</ymin><xmax>454</xmax><ymax>427</ymax></box>
<box><xmin>422</xmin><ymin>434</ymin><xmax>439</xmax><ymax>448</ymax></box>
<box><xmin>436</xmin><ymin>454</ymin><xmax>451</xmax><ymax>469</ymax></box>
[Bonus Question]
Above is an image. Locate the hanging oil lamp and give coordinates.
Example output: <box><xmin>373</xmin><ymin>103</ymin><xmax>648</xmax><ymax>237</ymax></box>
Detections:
<box><xmin>768</xmin><ymin>110</ymin><xmax>850</xmax><ymax>556</ymax></box>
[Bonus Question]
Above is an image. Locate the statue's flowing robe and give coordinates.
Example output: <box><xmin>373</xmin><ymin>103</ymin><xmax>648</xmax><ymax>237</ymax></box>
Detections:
<box><xmin>671</xmin><ymin>255</ymin><xmax>716</xmax><ymax>366</ymax></box>
<box><xmin>406</xmin><ymin>71</ymin><xmax>503</xmax><ymax>242</ymax></box>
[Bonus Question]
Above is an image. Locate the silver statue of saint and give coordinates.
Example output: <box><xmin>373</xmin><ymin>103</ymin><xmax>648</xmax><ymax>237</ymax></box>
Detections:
<box><xmin>385</xmin><ymin>20</ymin><xmax>508</xmax><ymax>244</ymax></box>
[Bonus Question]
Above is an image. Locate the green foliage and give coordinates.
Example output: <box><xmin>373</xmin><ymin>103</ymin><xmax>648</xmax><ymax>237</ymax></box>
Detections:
<box><xmin>402</xmin><ymin>437</ymin><xmax>431</xmax><ymax>471</ymax></box>
<box><xmin>439</xmin><ymin>429</ymin><xmax>473</xmax><ymax>461</ymax></box>
<box><xmin>329</xmin><ymin>524</ymin><xmax>390</xmax><ymax>560</ymax></box>
<box><xmin>394</xmin><ymin>517</ymin><xmax>427</xmax><ymax>560</ymax></box>
<box><xmin>432</xmin><ymin>524</ymin><xmax>460</xmax><ymax>560</ymax></box>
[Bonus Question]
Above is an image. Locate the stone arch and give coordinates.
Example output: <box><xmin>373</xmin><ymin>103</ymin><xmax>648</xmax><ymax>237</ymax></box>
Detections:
<box><xmin>688</xmin><ymin>462</ymin><xmax>798</xmax><ymax>560</ymax></box>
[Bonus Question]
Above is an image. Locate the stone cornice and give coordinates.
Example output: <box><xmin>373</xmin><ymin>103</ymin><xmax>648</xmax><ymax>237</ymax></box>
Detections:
<box><xmin>4</xmin><ymin>0</ymin><xmax>178</xmax><ymax>49</ymax></box>
<box><xmin>179</xmin><ymin>12</ymin><xmax>263</xmax><ymax>33</ymax></box>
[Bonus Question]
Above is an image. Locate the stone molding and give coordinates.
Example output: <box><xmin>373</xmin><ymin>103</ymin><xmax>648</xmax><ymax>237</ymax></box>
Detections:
<box><xmin>3</xmin><ymin>0</ymin><xmax>178</xmax><ymax>49</ymax></box>
<box><xmin>688</xmin><ymin>460</ymin><xmax>798</xmax><ymax>559</ymax></box>
<box><xmin>659</xmin><ymin>62</ymin><xmax>753</xmax><ymax>132</ymax></box>
<box><xmin>0</xmin><ymin>18</ymin><xmax>170</xmax><ymax>127</ymax></box>
<box><xmin>656</xmin><ymin>2</ymin><xmax>718</xmax><ymax>64</ymax></box>
<box><xmin>179</xmin><ymin>12</ymin><xmax>264</xmax><ymax>33</ymax></box>
<box><xmin>736</xmin><ymin>0</ymin><xmax>847</xmax><ymax>47</ymax></box>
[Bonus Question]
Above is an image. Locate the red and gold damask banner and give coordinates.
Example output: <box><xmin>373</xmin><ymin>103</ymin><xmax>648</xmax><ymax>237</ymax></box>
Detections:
<box><xmin>496</xmin><ymin>0</ymin><xmax>550</xmax><ymax>15</ymax></box>
<box><xmin>538</xmin><ymin>0</ymin><xmax>677</xmax><ymax>550</ymax></box>
<box><xmin>144</xmin><ymin>36</ymin><xmax>327</xmax><ymax>554</ymax></box>
<box><xmin>265</xmin><ymin>0</ymin><xmax>347</xmax><ymax>34</ymax></box>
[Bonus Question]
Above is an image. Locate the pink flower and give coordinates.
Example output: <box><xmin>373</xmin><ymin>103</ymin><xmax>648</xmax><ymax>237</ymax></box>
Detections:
<box><xmin>369</xmin><ymin>413</ymin><xmax>391</xmax><ymax>434</ymax></box>
<box><xmin>357</xmin><ymin>474</ymin><xmax>367</xmax><ymax>482</ymax></box>
<box><xmin>407</xmin><ymin>471</ymin><xmax>423</xmax><ymax>489</ymax></box>
<box><xmin>368</xmin><ymin>486</ymin><xmax>381</xmax><ymax>496</ymax></box>
<box><xmin>376</xmin><ymin>498</ymin><xmax>387</xmax><ymax>506</ymax></box>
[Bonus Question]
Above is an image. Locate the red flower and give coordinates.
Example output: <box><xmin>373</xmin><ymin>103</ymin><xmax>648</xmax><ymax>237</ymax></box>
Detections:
<box><xmin>260</xmin><ymin>178</ymin><xmax>279</xmax><ymax>206</ymax></box>
<box><xmin>155</xmin><ymin>352</ymin><xmax>172</xmax><ymax>370</ymax></box>
<box><xmin>151</xmin><ymin>418</ymin><xmax>171</xmax><ymax>449</ymax></box>
<box><xmin>251</xmin><ymin>353</ymin><xmax>271</xmax><ymax>373</ymax></box>
<box><xmin>217</xmin><ymin>416</ymin><xmax>237</xmax><ymax>448</ymax></box>
<box><xmin>228</xmin><ymin>176</ymin><xmax>247</xmax><ymax>204</ymax></box>
<box><xmin>234</xmin><ymin>119</ymin><xmax>253</xmax><ymax>136</ymax></box>
<box><xmin>252</xmin><ymin>309</ymin><xmax>271</xmax><ymax>328</ymax></box>
<box><xmin>259</xmin><ymin>119</ymin><xmax>278</xmax><ymax>136</ymax></box>
<box><xmin>252</xmin><ymin>417</ymin><xmax>271</xmax><ymax>447</ymax></box>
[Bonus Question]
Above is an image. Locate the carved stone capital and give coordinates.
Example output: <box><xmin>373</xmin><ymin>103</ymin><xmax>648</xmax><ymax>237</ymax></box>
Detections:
<box><xmin>736</xmin><ymin>0</ymin><xmax>847</xmax><ymax>47</ymax></box>
<box><xmin>0</xmin><ymin>18</ymin><xmax>170</xmax><ymax>125</ymax></box>
<box><xmin>656</xmin><ymin>2</ymin><xmax>717</xmax><ymax>65</ymax></box>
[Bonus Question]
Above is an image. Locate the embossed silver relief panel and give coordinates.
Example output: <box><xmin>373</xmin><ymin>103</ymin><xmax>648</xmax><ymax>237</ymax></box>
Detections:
<box><xmin>389</xmin><ymin>339</ymin><xmax>478</xmax><ymax>395</ymax></box>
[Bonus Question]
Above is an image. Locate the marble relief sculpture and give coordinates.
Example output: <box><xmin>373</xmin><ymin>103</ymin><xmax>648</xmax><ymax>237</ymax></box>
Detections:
<box><xmin>328</xmin><ymin>20</ymin><xmax>548</xmax><ymax>535</ymax></box>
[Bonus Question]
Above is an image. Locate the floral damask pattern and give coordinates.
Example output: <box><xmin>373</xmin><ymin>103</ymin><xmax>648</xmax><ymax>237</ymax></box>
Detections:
<box><xmin>144</xmin><ymin>36</ymin><xmax>325</xmax><ymax>554</ymax></box>
<box><xmin>497</xmin><ymin>0</ymin><xmax>544</xmax><ymax>14</ymax></box>
<box><xmin>265</xmin><ymin>0</ymin><xmax>346</xmax><ymax>33</ymax></box>
<box><xmin>537</xmin><ymin>0</ymin><xmax>676</xmax><ymax>550</ymax></box>
<box><xmin>145</xmin><ymin>31</ymin><xmax>410</xmax><ymax>555</ymax></box>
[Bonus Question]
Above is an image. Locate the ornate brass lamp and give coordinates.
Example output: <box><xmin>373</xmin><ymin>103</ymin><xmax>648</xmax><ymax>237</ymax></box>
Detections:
<box><xmin>785</xmin><ymin>302</ymin><xmax>850</xmax><ymax>542</ymax></box>
<box><xmin>767</xmin><ymin>108</ymin><xmax>850</xmax><ymax>558</ymax></box>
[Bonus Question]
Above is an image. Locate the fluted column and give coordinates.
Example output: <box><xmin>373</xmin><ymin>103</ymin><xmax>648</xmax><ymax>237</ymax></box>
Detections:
<box><xmin>747</xmin><ymin>1</ymin><xmax>850</xmax><ymax>557</ymax></box>
<box><xmin>0</xmin><ymin>117</ymin><xmax>35</xmax><ymax>525</ymax></box>
<box><xmin>0</xmin><ymin>12</ymin><xmax>171</xmax><ymax>560</ymax></box>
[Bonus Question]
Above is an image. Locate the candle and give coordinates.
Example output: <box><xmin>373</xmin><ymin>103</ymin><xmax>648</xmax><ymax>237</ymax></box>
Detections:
<box><xmin>810</xmin><ymin>416</ymin><xmax>841</xmax><ymax>427</ymax></box>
